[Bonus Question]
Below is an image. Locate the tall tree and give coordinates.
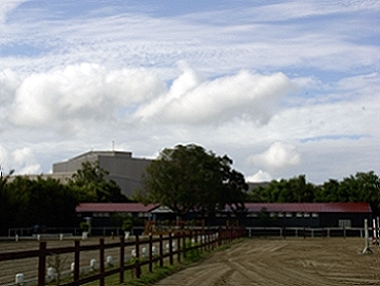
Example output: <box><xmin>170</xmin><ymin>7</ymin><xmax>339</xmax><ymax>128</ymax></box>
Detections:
<box><xmin>135</xmin><ymin>144</ymin><xmax>248</xmax><ymax>217</ymax></box>
<box><xmin>68</xmin><ymin>161</ymin><xmax>128</xmax><ymax>202</ymax></box>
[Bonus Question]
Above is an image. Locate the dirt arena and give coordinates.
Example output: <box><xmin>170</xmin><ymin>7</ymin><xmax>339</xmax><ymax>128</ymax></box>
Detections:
<box><xmin>155</xmin><ymin>238</ymin><xmax>380</xmax><ymax>286</ymax></box>
<box><xmin>1</xmin><ymin>237</ymin><xmax>379</xmax><ymax>285</ymax></box>
<box><xmin>0</xmin><ymin>237</ymin><xmax>128</xmax><ymax>285</ymax></box>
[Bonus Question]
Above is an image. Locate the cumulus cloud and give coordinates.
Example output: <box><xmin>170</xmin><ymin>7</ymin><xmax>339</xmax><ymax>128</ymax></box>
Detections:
<box><xmin>251</xmin><ymin>142</ymin><xmax>301</xmax><ymax>171</ymax></box>
<box><xmin>9</xmin><ymin>63</ymin><xmax>165</xmax><ymax>134</ymax></box>
<box><xmin>246</xmin><ymin>170</ymin><xmax>273</xmax><ymax>183</ymax></box>
<box><xmin>0</xmin><ymin>69</ymin><xmax>20</xmax><ymax>104</ymax></box>
<box><xmin>134</xmin><ymin>66</ymin><xmax>295</xmax><ymax>125</ymax></box>
<box><xmin>0</xmin><ymin>147</ymin><xmax>42</xmax><ymax>174</ymax></box>
<box><xmin>13</xmin><ymin>148</ymin><xmax>41</xmax><ymax>174</ymax></box>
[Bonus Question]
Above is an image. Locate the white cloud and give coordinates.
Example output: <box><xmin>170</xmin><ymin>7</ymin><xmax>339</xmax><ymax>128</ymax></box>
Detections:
<box><xmin>12</xmin><ymin>147</ymin><xmax>41</xmax><ymax>174</ymax></box>
<box><xmin>9</xmin><ymin>63</ymin><xmax>165</xmax><ymax>134</ymax></box>
<box><xmin>0</xmin><ymin>0</ymin><xmax>27</xmax><ymax>23</ymax></box>
<box><xmin>134</xmin><ymin>67</ymin><xmax>295</xmax><ymax>125</ymax></box>
<box><xmin>251</xmin><ymin>142</ymin><xmax>301</xmax><ymax>171</ymax></box>
<box><xmin>246</xmin><ymin>170</ymin><xmax>273</xmax><ymax>183</ymax></box>
<box><xmin>0</xmin><ymin>69</ymin><xmax>20</xmax><ymax>104</ymax></box>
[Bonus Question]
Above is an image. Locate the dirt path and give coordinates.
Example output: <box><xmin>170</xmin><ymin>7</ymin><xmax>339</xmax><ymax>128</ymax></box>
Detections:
<box><xmin>154</xmin><ymin>238</ymin><xmax>380</xmax><ymax>286</ymax></box>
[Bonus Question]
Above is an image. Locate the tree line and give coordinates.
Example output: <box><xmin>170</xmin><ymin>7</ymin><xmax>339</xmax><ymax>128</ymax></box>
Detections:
<box><xmin>247</xmin><ymin>172</ymin><xmax>380</xmax><ymax>214</ymax></box>
<box><xmin>0</xmin><ymin>161</ymin><xmax>128</xmax><ymax>235</ymax></box>
<box><xmin>1</xmin><ymin>144</ymin><xmax>379</xmax><ymax>235</ymax></box>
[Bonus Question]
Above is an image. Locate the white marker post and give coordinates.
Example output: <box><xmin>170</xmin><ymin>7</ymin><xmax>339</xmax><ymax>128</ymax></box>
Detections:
<box><xmin>373</xmin><ymin>219</ymin><xmax>377</xmax><ymax>245</ymax></box>
<box><xmin>377</xmin><ymin>216</ymin><xmax>380</xmax><ymax>245</ymax></box>
<box><xmin>362</xmin><ymin>218</ymin><xmax>373</xmax><ymax>254</ymax></box>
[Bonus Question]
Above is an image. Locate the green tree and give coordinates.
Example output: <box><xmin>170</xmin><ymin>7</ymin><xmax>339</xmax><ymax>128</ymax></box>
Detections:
<box><xmin>247</xmin><ymin>175</ymin><xmax>315</xmax><ymax>203</ymax></box>
<box><xmin>339</xmin><ymin>171</ymin><xmax>380</xmax><ymax>214</ymax></box>
<box><xmin>314</xmin><ymin>179</ymin><xmax>341</xmax><ymax>202</ymax></box>
<box><xmin>1</xmin><ymin>175</ymin><xmax>79</xmax><ymax>233</ymax></box>
<box><xmin>0</xmin><ymin>170</ymin><xmax>17</xmax><ymax>235</ymax></box>
<box><xmin>68</xmin><ymin>161</ymin><xmax>128</xmax><ymax>202</ymax></box>
<box><xmin>135</xmin><ymin>144</ymin><xmax>248</xmax><ymax>218</ymax></box>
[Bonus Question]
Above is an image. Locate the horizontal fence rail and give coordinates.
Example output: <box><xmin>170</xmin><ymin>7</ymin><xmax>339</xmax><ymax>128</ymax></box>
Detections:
<box><xmin>246</xmin><ymin>226</ymin><xmax>369</xmax><ymax>238</ymax></box>
<box><xmin>0</xmin><ymin>227</ymin><xmax>244</xmax><ymax>286</ymax></box>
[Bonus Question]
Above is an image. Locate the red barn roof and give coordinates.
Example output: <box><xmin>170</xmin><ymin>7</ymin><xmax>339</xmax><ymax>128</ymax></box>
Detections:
<box><xmin>244</xmin><ymin>202</ymin><xmax>371</xmax><ymax>213</ymax></box>
<box><xmin>76</xmin><ymin>202</ymin><xmax>372</xmax><ymax>214</ymax></box>
<box><xmin>76</xmin><ymin>203</ymin><xmax>157</xmax><ymax>213</ymax></box>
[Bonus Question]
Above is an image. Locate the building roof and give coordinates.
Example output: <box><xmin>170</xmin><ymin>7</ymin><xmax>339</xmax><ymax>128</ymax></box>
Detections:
<box><xmin>76</xmin><ymin>203</ymin><xmax>158</xmax><ymax>213</ymax></box>
<box><xmin>244</xmin><ymin>202</ymin><xmax>371</xmax><ymax>213</ymax></box>
<box><xmin>76</xmin><ymin>202</ymin><xmax>372</xmax><ymax>214</ymax></box>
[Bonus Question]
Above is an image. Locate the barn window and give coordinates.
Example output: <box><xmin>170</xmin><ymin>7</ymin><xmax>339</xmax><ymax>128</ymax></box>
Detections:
<box><xmin>247</xmin><ymin>212</ymin><xmax>258</xmax><ymax>217</ymax></box>
<box><xmin>312</xmin><ymin>213</ymin><xmax>319</xmax><ymax>218</ymax></box>
<box><xmin>304</xmin><ymin>213</ymin><xmax>310</xmax><ymax>217</ymax></box>
<box><xmin>286</xmin><ymin>213</ymin><xmax>292</xmax><ymax>218</ymax></box>
<box><xmin>338</xmin><ymin>219</ymin><xmax>351</xmax><ymax>228</ymax></box>
<box><xmin>296</xmin><ymin>212</ymin><xmax>303</xmax><ymax>218</ymax></box>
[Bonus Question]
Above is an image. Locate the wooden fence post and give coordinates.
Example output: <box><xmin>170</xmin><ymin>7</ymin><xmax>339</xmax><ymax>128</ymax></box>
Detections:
<box><xmin>74</xmin><ymin>240</ymin><xmax>80</xmax><ymax>282</ymax></box>
<box><xmin>37</xmin><ymin>241</ymin><xmax>46</xmax><ymax>286</ymax></box>
<box><xmin>119</xmin><ymin>236</ymin><xmax>125</xmax><ymax>283</ymax></box>
<box><xmin>99</xmin><ymin>238</ymin><xmax>105</xmax><ymax>286</ymax></box>
<box><xmin>182</xmin><ymin>231</ymin><xmax>187</xmax><ymax>259</ymax></box>
<box><xmin>159</xmin><ymin>234</ymin><xmax>163</xmax><ymax>267</ymax></box>
<box><xmin>149</xmin><ymin>234</ymin><xmax>153</xmax><ymax>273</ymax></box>
<box><xmin>169</xmin><ymin>233</ymin><xmax>173</xmax><ymax>265</ymax></box>
<box><xmin>135</xmin><ymin>234</ymin><xmax>141</xmax><ymax>278</ymax></box>
<box><xmin>177</xmin><ymin>232</ymin><xmax>181</xmax><ymax>262</ymax></box>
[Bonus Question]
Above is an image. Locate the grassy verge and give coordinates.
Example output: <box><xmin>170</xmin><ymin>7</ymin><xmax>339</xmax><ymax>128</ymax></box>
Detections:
<box><xmin>85</xmin><ymin>238</ymin><xmax>243</xmax><ymax>286</ymax></box>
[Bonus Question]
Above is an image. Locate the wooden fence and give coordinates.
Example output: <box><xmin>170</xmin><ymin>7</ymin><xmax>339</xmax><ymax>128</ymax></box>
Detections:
<box><xmin>0</xmin><ymin>227</ymin><xmax>244</xmax><ymax>286</ymax></box>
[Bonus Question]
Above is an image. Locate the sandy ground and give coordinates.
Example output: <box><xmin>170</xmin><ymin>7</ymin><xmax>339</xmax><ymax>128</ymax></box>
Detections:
<box><xmin>154</xmin><ymin>238</ymin><xmax>380</xmax><ymax>286</ymax></box>
<box><xmin>0</xmin><ymin>237</ymin><xmax>130</xmax><ymax>285</ymax></box>
<box><xmin>1</xmin><ymin>237</ymin><xmax>379</xmax><ymax>285</ymax></box>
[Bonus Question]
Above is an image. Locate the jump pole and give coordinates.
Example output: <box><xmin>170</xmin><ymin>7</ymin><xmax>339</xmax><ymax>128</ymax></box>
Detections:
<box><xmin>372</xmin><ymin>219</ymin><xmax>377</xmax><ymax>246</ymax></box>
<box><xmin>362</xmin><ymin>218</ymin><xmax>373</xmax><ymax>254</ymax></box>
<box><xmin>376</xmin><ymin>217</ymin><xmax>380</xmax><ymax>245</ymax></box>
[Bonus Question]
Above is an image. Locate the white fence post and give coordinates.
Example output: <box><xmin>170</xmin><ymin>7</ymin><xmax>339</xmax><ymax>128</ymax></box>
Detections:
<box><xmin>15</xmin><ymin>273</ymin><xmax>24</xmax><ymax>285</ymax></box>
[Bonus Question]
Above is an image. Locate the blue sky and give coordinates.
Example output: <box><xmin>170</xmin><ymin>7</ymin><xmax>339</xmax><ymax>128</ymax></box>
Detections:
<box><xmin>0</xmin><ymin>0</ymin><xmax>379</xmax><ymax>184</ymax></box>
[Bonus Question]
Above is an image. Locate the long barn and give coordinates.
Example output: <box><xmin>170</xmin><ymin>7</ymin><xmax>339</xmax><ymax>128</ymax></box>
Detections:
<box><xmin>76</xmin><ymin>202</ymin><xmax>372</xmax><ymax>229</ymax></box>
<box><xmin>243</xmin><ymin>202</ymin><xmax>372</xmax><ymax>228</ymax></box>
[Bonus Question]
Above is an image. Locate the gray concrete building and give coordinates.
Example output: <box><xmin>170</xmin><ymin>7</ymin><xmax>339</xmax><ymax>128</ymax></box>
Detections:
<box><xmin>52</xmin><ymin>150</ymin><xmax>152</xmax><ymax>197</ymax></box>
